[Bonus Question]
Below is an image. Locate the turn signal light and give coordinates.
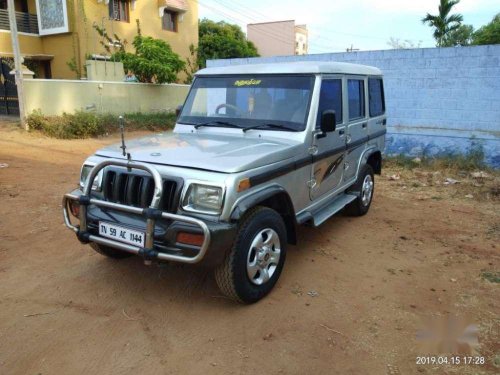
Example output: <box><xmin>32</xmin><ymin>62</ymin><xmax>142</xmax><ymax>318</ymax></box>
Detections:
<box><xmin>237</xmin><ymin>178</ymin><xmax>251</xmax><ymax>192</ymax></box>
<box><xmin>176</xmin><ymin>232</ymin><xmax>204</xmax><ymax>246</ymax></box>
<box><xmin>68</xmin><ymin>200</ymin><xmax>80</xmax><ymax>218</ymax></box>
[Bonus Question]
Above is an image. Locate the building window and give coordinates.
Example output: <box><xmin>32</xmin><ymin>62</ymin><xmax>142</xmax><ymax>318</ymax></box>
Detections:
<box><xmin>348</xmin><ymin>79</ymin><xmax>365</xmax><ymax>120</ymax></box>
<box><xmin>162</xmin><ymin>9</ymin><xmax>178</xmax><ymax>32</ymax></box>
<box><xmin>109</xmin><ymin>0</ymin><xmax>129</xmax><ymax>22</ymax></box>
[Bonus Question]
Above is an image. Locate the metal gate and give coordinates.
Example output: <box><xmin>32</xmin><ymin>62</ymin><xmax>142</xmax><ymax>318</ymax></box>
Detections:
<box><xmin>0</xmin><ymin>58</ymin><xmax>19</xmax><ymax>115</ymax></box>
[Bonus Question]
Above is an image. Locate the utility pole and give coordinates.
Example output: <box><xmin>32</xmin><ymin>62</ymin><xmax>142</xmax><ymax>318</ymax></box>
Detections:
<box><xmin>346</xmin><ymin>44</ymin><xmax>360</xmax><ymax>53</ymax></box>
<box><xmin>7</xmin><ymin>0</ymin><xmax>27</xmax><ymax>129</ymax></box>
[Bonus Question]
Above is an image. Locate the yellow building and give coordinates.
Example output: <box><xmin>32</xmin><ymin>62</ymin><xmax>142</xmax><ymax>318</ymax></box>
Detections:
<box><xmin>0</xmin><ymin>0</ymin><xmax>198</xmax><ymax>80</ymax></box>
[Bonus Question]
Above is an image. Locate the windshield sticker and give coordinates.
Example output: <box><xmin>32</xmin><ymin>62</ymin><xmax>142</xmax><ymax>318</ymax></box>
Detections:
<box><xmin>234</xmin><ymin>79</ymin><xmax>262</xmax><ymax>87</ymax></box>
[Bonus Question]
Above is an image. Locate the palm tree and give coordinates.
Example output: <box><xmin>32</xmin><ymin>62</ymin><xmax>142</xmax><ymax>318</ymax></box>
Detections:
<box><xmin>422</xmin><ymin>0</ymin><xmax>464</xmax><ymax>47</ymax></box>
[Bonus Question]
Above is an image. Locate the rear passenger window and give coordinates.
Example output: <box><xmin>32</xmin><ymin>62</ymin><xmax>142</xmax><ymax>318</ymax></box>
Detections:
<box><xmin>369</xmin><ymin>78</ymin><xmax>385</xmax><ymax>117</ymax></box>
<box><xmin>316</xmin><ymin>79</ymin><xmax>342</xmax><ymax>127</ymax></box>
<box><xmin>348</xmin><ymin>79</ymin><xmax>365</xmax><ymax>120</ymax></box>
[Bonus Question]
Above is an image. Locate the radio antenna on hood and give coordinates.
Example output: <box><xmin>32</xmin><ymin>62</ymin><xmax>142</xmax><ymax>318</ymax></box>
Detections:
<box><xmin>119</xmin><ymin>115</ymin><xmax>131</xmax><ymax>161</ymax></box>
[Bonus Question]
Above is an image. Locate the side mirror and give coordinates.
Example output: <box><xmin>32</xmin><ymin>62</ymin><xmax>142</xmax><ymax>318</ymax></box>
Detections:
<box><xmin>320</xmin><ymin>110</ymin><xmax>337</xmax><ymax>134</ymax></box>
<box><xmin>175</xmin><ymin>105</ymin><xmax>183</xmax><ymax>119</ymax></box>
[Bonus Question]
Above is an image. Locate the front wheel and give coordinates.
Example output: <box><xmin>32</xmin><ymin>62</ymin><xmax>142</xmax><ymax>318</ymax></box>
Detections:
<box><xmin>344</xmin><ymin>164</ymin><xmax>374</xmax><ymax>216</ymax></box>
<box><xmin>215</xmin><ymin>207</ymin><xmax>287</xmax><ymax>303</ymax></box>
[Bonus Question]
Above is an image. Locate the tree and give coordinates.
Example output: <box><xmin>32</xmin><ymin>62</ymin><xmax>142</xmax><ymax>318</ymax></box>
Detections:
<box><xmin>197</xmin><ymin>19</ymin><xmax>259</xmax><ymax>68</ymax></box>
<box><xmin>472</xmin><ymin>13</ymin><xmax>500</xmax><ymax>45</ymax></box>
<box><xmin>422</xmin><ymin>0</ymin><xmax>463</xmax><ymax>47</ymax></box>
<box><xmin>117</xmin><ymin>35</ymin><xmax>185</xmax><ymax>83</ymax></box>
<box><xmin>442</xmin><ymin>24</ymin><xmax>474</xmax><ymax>46</ymax></box>
<box><xmin>387</xmin><ymin>37</ymin><xmax>422</xmax><ymax>49</ymax></box>
<box><xmin>95</xmin><ymin>20</ymin><xmax>184</xmax><ymax>83</ymax></box>
<box><xmin>93</xmin><ymin>23</ymin><xmax>127</xmax><ymax>54</ymax></box>
<box><xmin>183</xmin><ymin>44</ymin><xmax>199</xmax><ymax>84</ymax></box>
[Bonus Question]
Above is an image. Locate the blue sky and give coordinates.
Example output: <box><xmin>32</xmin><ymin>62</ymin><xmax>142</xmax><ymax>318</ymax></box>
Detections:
<box><xmin>196</xmin><ymin>0</ymin><xmax>499</xmax><ymax>53</ymax></box>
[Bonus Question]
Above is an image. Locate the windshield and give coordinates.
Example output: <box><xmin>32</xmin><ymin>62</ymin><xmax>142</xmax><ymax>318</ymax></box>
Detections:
<box><xmin>179</xmin><ymin>75</ymin><xmax>315</xmax><ymax>132</ymax></box>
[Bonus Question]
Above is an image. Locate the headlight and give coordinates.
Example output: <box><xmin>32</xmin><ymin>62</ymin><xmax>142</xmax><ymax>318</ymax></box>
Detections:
<box><xmin>80</xmin><ymin>164</ymin><xmax>103</xmax><ymax>191</ymax></box>
<box><xmin>182</xmin><ymin>184</ymin><xmax>224</xmax><ymax>214</ymax></box>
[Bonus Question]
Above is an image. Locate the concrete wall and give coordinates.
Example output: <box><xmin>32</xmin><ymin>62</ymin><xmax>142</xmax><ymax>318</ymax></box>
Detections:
<box><xmin>207</xmin><ymin>45</ymin><xmax>500</xmax><ymax>167</ymax></box>
<box><xmin>23</xmin><ymin>79</ymin><xmax>189</xmax><ymax>115</ymax></box>
<box><xmin>85</xmin><ymin>61</ymin><xmax>125</xmax><ymax>82</ymax></box>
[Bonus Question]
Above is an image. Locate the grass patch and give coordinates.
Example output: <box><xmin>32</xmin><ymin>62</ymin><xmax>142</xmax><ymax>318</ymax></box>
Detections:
<box><xmin>26</xmin><ymin>110</ymin><xmax>177</xmax><ymax>139</ymax></box>
<box><xmin>385</xmin><ymin>148</ymin><xmax>487</xmax><ymax>172</ymax></box>
<box><xmin>481</xmin><ymin>271</ymin><xmax>500</xmax><ymax>284</ymax></box>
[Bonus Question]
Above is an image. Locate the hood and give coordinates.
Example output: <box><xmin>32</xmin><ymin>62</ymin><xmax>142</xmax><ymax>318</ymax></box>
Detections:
<box><xmin>95</xmin><ymin>132</ymin><xmax>302</xmax><ymax>173</ymax></box>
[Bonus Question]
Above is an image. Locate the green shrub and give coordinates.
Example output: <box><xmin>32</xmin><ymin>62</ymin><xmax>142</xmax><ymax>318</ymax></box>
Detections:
<box><xmin>122</xmin><ymin>112</ymin><xmax>177</xmax><ymax>131</ymax></box>
<box><xmin>111</xmin><ymin>20</ymin><xmax>185</xmax><ymax>83</ymax></box>
<box><xmin>386</xmin><ymin>144</ymin><xmax>487</xmax><ymax>172</ymax></box>
<box><xmin>481</xmin><ymin>271</ymin><xmax>500</xmax><ymax>283</ymax></box>
<box><xmin>26</xmin><ymin>109</ymin><xmax>49</xmax><ymax>131</ymax></box>
<box><xmin>40</xmin><ymin>115</ymin><xmax>67</xmax><ymax>139</ymax></box>
<box><xmin>66</xmin><ymin>111</ymin><xmax>105</xmax><ymax>138</ymax></box>
<box><xmin>26</xmin><ymin>110</ymin><xmax>177</xmax><ymax>139</ymax></box>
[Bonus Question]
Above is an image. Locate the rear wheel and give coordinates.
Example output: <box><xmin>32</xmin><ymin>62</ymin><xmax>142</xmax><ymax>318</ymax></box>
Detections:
<box><xmin>215</xmin><ymin>207</ymin><xmax>287</xmax><ymax>303</ymax></box>
<box><xmin>344</xmin><ymin>164</ymin><xmax>374</xmax><ymax>216</ymax></box>
<box><xmin>90</xmin><ymin>243</ymin><xmax>133</xmax><ymax>259</ymax></box>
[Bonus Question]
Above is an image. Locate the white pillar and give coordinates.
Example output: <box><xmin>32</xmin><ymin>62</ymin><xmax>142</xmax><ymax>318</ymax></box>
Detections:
<box><xmin>7</xmin><ymin>0</ymin><xmax>27</xmax><ymax>129</ymax></box>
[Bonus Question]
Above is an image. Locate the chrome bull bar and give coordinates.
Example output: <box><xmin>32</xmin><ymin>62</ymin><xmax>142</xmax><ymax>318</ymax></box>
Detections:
<box><xmin>62</xmin><ymin>159</ymin><xmax>210</xmax><ymax>264</ymax></box>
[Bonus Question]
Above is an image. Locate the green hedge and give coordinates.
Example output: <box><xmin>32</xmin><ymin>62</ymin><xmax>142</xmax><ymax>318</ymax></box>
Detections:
<box><xmin>385</xmin><ymin>148</ymin><xmax>487</xmax><ymax>172</ymax></box>
<box><xmin>26</xmin><ymin>110</ymin><xmax>177</xmax><ymax>139</ymax></box>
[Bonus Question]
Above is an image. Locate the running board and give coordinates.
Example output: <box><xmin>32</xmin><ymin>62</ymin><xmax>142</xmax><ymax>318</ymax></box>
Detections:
<box><xmin>307</xmin><ymin>194</ymin><xmax>357</xmax><ymax>227</ymax></box>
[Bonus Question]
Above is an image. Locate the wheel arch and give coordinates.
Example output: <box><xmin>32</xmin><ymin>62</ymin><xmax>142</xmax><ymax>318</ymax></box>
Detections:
<box><xmin>230</xmin><ymin>186</ymin><xmax>297</xmax><ymax>245</ymax></box>
<box><xmin>365</xmin><ymin>149</ymin><xmax>382</xmax><ymax>175</ymax></box>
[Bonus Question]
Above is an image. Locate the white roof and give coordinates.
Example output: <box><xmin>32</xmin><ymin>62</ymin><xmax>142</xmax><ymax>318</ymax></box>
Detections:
<box><xmin>197</xmin><ymin>61</ymin><xmax>382</xmax><ymax>76</ymax></box>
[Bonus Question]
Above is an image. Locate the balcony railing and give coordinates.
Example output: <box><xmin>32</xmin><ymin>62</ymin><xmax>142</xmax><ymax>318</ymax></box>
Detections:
<box><xmin>0</xmin><ymin>9</ymin><xmax>39</xmax><ymax>34</ymax></box>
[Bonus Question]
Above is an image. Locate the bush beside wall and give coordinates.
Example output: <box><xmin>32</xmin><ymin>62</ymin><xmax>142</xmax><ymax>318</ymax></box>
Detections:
<box><xmin>27</xmin><ymin>110</ymin><xmax>177</xmax><ymax>139</ymax></box>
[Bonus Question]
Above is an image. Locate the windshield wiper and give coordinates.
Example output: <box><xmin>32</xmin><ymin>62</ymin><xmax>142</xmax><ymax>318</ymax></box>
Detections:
<box><xmin>193</xmin><ymin>120</ymin><xmax>242</xmax><ymax>130</ymax></box>
<box><xmin>243</xmin><ymin>123</ymin><xmax>299</xmax><ymax>133</ymax></box>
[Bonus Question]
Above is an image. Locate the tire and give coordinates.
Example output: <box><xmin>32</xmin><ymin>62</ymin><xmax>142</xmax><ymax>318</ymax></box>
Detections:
<box><xmin>344</xmin><ymin>164</ymin><xmax>375</xmax><ymax>217</ymax></box>
<box><xmin>215</xmin><ymin>207</ymin><xmax>287</xmax><ymax>303</ymax></box>
<box><xmin>90</xmin><ymin>243</ymin><xmax>133</xmax><ymax>259</ymax></box>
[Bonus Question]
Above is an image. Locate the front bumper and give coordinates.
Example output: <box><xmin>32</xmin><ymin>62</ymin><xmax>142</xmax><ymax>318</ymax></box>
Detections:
<box><xmin>62</xmin><ymin>159</ymin><xmax>236</xmax><ymax>266</ymax></box>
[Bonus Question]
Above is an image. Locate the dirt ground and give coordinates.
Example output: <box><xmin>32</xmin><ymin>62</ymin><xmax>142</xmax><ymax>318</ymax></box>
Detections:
<box><xmin>0</xmin><ymin>121</ymin><xmax>498</xmax><ymax>375</ymax></box>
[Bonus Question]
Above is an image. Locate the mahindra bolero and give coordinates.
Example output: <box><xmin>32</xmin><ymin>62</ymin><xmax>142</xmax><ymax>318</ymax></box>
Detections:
<box><xmin>63</xmin><ymin>61</ymin><xmax>387</xmax><ymax>303</ymax></box>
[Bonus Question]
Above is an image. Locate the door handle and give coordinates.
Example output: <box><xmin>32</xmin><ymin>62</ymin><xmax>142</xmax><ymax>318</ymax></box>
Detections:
<box><xmin>339</xmin><ymin>129</ymin><xmax>345</xmax><ymax>135</ymax></box>
<box><xmin>362</xmin><ymin>123</ymin><xmax>367</xmax><ymax>128</ymax></box>
<box><xmin>376</xmin><ymin>119</ymin><xmax>386</xmax><ymax>126</ymax></box>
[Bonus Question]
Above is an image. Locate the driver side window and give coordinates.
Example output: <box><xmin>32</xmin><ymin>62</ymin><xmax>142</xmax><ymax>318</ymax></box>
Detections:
<box><xmin>316</xmin><ymin>79</ymin><xmax>343</xmax><ymax>128</ymax></box>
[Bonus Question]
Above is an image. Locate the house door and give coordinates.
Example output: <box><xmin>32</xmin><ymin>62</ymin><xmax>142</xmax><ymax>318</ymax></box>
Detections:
<box><xmin>0</xmin><ymin>58</ymin><xmax>19</xmax><ymax>116</ymax></box>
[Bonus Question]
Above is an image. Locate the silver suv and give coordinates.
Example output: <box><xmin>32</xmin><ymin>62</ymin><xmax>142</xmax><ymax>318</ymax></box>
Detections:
<box><xmin>63</xmin><ymin>61</ymin><xmax>386</xmax><ymax>303</ymax></box>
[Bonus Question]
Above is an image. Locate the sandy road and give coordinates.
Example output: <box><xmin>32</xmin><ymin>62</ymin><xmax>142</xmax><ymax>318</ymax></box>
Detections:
<box><xmin>0</xmin><ymin>123</ymin><xmax>498</xmax><ymax>374</ymax></box>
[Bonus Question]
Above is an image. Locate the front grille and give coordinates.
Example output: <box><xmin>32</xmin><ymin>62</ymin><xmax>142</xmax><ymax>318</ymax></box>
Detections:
<box><xmin>102</xmin><ymin>170</ymin><xmax>179</xmax><ymax>212</ymax></box>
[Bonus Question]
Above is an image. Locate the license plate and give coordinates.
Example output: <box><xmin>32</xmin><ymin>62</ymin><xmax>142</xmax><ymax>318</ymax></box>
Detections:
<box><xmin>98</xmin><ymin>222</ymin><xmax>145</xmax><ymax>247</ymax></box>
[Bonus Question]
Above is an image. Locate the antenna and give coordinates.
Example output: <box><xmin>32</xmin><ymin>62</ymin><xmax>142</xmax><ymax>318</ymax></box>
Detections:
<box><xmin>119</xmin><ymin>115</ymin><xmax>131</xmax><ymax>161</ymax></box>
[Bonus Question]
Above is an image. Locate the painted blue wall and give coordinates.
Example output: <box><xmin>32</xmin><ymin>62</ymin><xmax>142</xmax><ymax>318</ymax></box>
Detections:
<box><xmin>207</xmin><ymin>45</ymin><xmax>500</xmax><ymax>167</ymax></box>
